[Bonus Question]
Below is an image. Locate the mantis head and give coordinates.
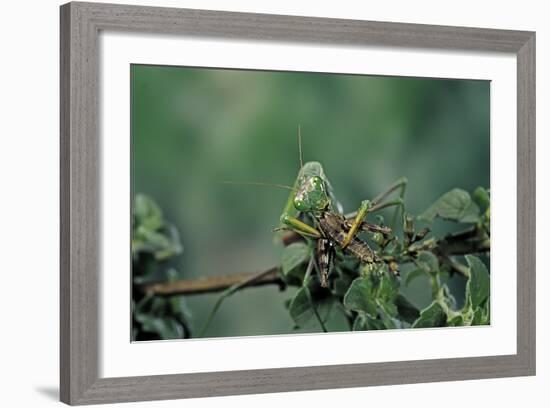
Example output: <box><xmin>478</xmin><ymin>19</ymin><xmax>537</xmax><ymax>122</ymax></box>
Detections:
<box><xmin>290</xmin><ymin>126</ymin><xmax>330</xmax><ymax>213</ymax></box>
<box><xmin>293</xmin><ymin>174</ymin><xmax>330</xmax><ymax>212</ymax></box>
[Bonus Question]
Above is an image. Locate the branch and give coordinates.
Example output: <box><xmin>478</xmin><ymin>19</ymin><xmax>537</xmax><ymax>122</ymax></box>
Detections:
<box><xmin>140</xmin><ymin>267</ymin><xmax>284</xmax><ymax>296</ymax></box>
<box><xmin>434</xmin><ymin>228</ymin><xmax>490</xmax><ymax>276</ymax></box>
<box><xmin>437</xmin><ymin>237</ymin><xmax>490</xmax><ymax>256</ymax></box>
<box><xmin>141</xmin><ymin>226</ymin><xmax>489</xmax><ymax>297</ymax></box>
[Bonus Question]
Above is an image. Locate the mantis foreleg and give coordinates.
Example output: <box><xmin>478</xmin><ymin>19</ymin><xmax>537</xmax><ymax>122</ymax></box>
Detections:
<box><xmin>280</xmin><ymin>215</ymin><xmax>322</xmax><ymax>238</ymax></box>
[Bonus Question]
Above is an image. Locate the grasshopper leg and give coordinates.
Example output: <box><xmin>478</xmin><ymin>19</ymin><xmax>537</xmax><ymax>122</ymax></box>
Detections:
<box><xmin>358</xmin><ymin>222</ymin><xmax>392</xmax><ymax>236</ymax></box>
<box><xmin>341</xmin><ymin>200</ymin><xmax>371</xmax><ymax>249</ymax></box>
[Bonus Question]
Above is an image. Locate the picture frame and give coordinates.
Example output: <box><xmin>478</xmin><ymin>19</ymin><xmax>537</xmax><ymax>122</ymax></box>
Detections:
<box><xmin>60</xmin><ymin>1</ymin><xmax>535</xmax><ymax>405</ymax></box>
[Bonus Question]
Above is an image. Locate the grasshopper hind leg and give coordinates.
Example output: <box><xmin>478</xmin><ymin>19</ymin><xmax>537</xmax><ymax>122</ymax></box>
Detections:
<box><xmin>317</xmin><ymin>238</ymin><xmax>334</xmax><ymax>288</ymax></box>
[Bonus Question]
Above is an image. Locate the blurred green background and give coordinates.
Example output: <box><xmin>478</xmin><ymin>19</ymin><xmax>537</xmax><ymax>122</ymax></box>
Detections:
<box><xmin>131</xmin><ymin>64</ymin><xmax>489</xmax><ymax>339</ymax></box>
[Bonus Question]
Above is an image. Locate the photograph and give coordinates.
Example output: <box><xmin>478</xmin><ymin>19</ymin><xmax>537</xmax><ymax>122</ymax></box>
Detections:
<box><xmin>130</xmin><ymin>65</ymin><xmax>491</xmax><ymax>341</ymax></box>
<box><xmin>1</xmin><ymin>0</ymin><xmax>542</xmax><ymax>406</ymax></box>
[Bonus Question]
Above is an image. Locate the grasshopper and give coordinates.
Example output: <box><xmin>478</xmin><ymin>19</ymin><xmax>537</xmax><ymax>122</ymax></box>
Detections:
<box><xmin>273</xmin><ymin>127</ymin><xmax>407</xmax><ymax>287</ymax></box>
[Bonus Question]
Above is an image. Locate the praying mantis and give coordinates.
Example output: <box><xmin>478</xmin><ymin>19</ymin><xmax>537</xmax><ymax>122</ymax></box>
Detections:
<box><xmin>273</xmin><ymin>127</ymin><xmax>408</xmax><ymax>287</ymax></box>
<box><xmin>201</xmin><ymin>127</ymin><xmax>408</xmax><ymax>336</ymax></box>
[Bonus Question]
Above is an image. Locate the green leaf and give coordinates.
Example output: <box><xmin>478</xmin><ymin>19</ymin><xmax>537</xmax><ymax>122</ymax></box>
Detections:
<box><xmin>461</xmin><ymin>306</ymin><xmax>475</xmax><ymax>325</ymax></box>
<box><xmin>137</xmin><ymin>315</ymin><xmax>184</xmax><ymax>339</ymax></box>
<box><xmin>412</xmin><ymin>301</ymin><xmax>447</xmax><ymax>328</ymax></box>
<box><xmin>404</xmin><ymin>268</ymin><xmax>427</xmax><ymax>287</ymax></box>
<box><xmin>156</xmin><ymin>225</ymin><xmax>183</xmax><ymax>260</ymax></box>
<box><xmin>332</xmin><ymin>277</ymin><xmax>352</xmax><ymax>297</ymax></box>
<box><xmin>378</xmin><ymin>273</ymin><xmax>399</xmax><ymax>300</ymax></box>
<box><xmin>438</xmin><ymin>284</ymin><xmax>457</xmax><ymax>310</ymax></box>
<box><xmin>418</xmin><ymin>188</ymin><xmax>480</xmax><ymax>224</ymax></box>
<box><xmin>416</xmin><ymin>251</ymin><xmax>439</xmax><ymax>273</ymax></box>
<box><xmin>134</xmin><ymin>194</ymin><xmax>164</xmax><ymax>231</ymax></box>
<box><xmin>378</xmin><ymin>310</ymin><xmax>399</xmax><ymax>330</ymax></box>
<box><xmin>281</xmin><ymin>242</ymin><xmax>311</xmax><ymax>278</ymax></box>
<box><xmin>395</xmin><ymin>294</ymin><xmax>420</xmax><ymax>324</ymax></box>
<box><xmin>481</xmin><ymin>301</ymin><xmax>491</xmax><ymax>325</ymax></box>
<box><xmin>132</xmin><ymin>194</ymin><xmax>183</xmax><ymax>262</ymax></box>
<box><xmin>289</xmin><ymin>285</ymin><xmax>332</xmax><ymax>329</ymax></box>
<box><xmin>471</xmin><ymin>308</ymin><xmax>484</xmax><ymax>325</ymax></box>
<box><xmin>470</xmin><ymin>302</ymin><xmax>490</xmax><ymax>326</ymax></box>
<box><xmin>353</xmin><ymin>314</ymin><xmax>386</xmax><ymax>331</ymax></box>
<box><xmin>448</xmin><ymin>315</ymin><xmax>464</xmax><ymax>326</ymax></box>
<box><xmin>169</xmin><ymin>296</ymin><xmax>192</xmax><ymax>323</ymax></box>
<box><xmin>288</xmin><ymin>287</ymin><xmax>311</xmax><ymax>326</ymax></box>
<box><xmin>132</xmin><ymin>224</ymin><xmax>182</xmax><ymax>260</ymax></box>
<box><xmin>377</xmin><ymin>299</ymin><xmax>398</xmax><ymax>319</ymax></box>
<box><xmin>473</xmin><ymin>187</ymin><xmax>490</xmax><ymax>210</ymax></box>
<box><xmin>352</xmin><ymin>315</ymin><xmax>367</xmax><ymax>331</ymax></box>
<box><xmin>376</xmin><ymin>273</ymin><xmax>400</xmax><ymax>318</ymax></box>
<box><xmin>343</xmin><ymin>277</ymin><xmax>377</xmax><ymax>316</ymax></box>
<box><xmin>465</xmin><ymin>255</ymin><xmax>490</xmax><ymax>309</ymax></box>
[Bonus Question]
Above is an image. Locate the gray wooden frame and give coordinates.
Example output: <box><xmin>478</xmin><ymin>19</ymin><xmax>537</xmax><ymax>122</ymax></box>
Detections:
<box><xmin>60</xmin><ymin>1</ymin><xmax>536</xmax><ymax>405</ymax></box>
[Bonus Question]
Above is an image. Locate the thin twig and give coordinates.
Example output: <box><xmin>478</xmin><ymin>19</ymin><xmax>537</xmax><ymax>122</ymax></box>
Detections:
<box><xmin>197</xmin><ymin>268</ymin><xmax>281</xmax><ymax>337</ymax></box>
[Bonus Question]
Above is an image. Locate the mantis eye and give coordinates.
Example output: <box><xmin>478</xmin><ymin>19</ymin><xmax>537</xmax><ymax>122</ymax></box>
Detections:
<box><xmin>311</xmin><ymin>176</ymin><xmax>324</xmax><ymax>188</ymax></box>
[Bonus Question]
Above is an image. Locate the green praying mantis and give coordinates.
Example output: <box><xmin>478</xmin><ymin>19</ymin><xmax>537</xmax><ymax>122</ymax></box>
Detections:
<box><xmin>273</xmin><ymin>127</ymin><xmax>407</xmax><ymax>287</ymax></box>
<box><xmin>227</xmin><ymin>126</ymin><xmax>408</xmax><ymax>288</ymax></box>
<box><xmin>200</xmin><ymin>127</ymin><xmax>408</xmax><ymax>336</ymax></box>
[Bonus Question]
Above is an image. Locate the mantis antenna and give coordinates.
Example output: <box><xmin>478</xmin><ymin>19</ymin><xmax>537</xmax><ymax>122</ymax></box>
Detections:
<box><xmin>298</xmin><ymin>124</ymin><xmax>303</xmax><ymax>169</ymax></box>
<box><xmin>221</xmin><ymin>124</ymin><xmax>305</xmax><ymax>192</ymax></box>
<box><xmin>220</xmin><ymin>180</ymin><xmax>297</xmax><ymax>192</ymax></box>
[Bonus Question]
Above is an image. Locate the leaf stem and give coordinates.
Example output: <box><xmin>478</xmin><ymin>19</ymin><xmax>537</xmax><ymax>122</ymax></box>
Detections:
<box><xmin>197</xmin><ymin>268</ymin><xmax>282</xmax><ymax>337</ymax></box>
